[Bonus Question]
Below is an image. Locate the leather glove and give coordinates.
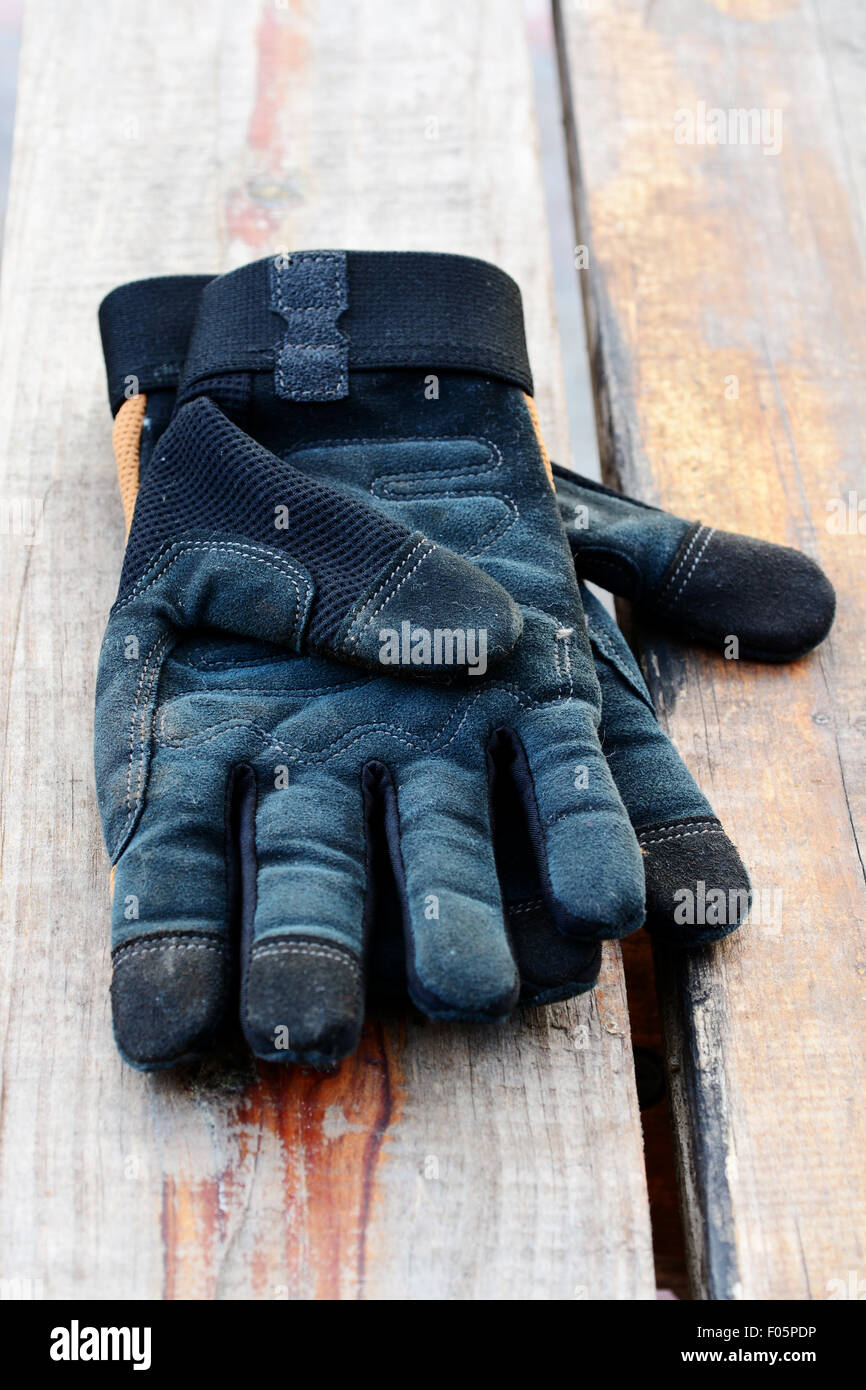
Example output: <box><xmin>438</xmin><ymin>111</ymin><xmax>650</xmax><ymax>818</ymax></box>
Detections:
<box><xmin>96</xmin><ymin>252</ymin><xmax>643</xmax><ymax>1068</ymax></box>
<box><xmin>97</xmin><ymin>258</ymin><xmax>835</xmax><ymax>1064</ymax></box>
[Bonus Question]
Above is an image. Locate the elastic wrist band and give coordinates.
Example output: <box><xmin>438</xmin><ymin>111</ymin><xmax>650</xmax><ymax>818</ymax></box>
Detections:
<box><xmin>178</xmin><ymin>250</ymin><xmax>533</xmax><ymax>403</ymax></box>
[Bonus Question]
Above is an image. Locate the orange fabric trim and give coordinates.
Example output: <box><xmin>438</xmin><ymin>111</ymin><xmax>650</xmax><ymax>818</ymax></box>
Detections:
<box><xmin>109</xmin><ymin>864</ymin><xmax>116</xmax><ymax>904</ymax></box>
<box><xmin>523</xmin><ymin>393</ymin><xmax>554</xmax><ymax>490</ymax></box>
<box><xmin>112</xmin><ymin>393</ymin><xmax>147</xmax><ymax>538</ymax></box>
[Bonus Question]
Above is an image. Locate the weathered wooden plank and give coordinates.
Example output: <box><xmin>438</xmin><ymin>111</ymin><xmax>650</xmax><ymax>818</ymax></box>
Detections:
<box><xmin>556</xmin><ymin>0</ymin><xmax>866</xmax><ymax>1298</ymax></box>
<box><xmin>0</xmin><ymin>0</ymin><xmax>654</xmax><ymax>1299</ymax></box>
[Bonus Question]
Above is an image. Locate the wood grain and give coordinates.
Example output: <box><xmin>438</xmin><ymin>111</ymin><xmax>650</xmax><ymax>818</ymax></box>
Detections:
<box><xmin>556</xmin><ymin>0</ymin><xmax>866</xmax><ymax>1298</ymax></box>
<box><xmin>0</xmin><ymin>0</ymin><xmax>654</xmax><ymax>1299</ymax></box>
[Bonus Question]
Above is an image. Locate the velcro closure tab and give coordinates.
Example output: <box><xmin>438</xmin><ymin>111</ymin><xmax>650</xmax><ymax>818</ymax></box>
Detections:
<box><xmin>269</xmin><ymin>251</ymin><xmax>349</xmax><ymax>401</ymax></box>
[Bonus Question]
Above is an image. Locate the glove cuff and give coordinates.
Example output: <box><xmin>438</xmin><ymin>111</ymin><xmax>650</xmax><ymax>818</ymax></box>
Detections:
<box><xmin>176</xmin><ymin>250</ymin><xmax>533</xmax><ymax>404</ymax></box>
<box><xmin>99</xmin><ymin>275</ymin><xmax>215</xmax><ymax>415</ymax></box>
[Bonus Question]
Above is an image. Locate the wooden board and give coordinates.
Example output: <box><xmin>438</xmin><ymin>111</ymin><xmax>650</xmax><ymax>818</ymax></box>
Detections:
<box><xmin>0</xmin><ymin>0</ymin><xmax>655</xmax><ymax>1299</ymax></box>
<box><xmin>556</xmin><ymin>0</ymin><xmax>866</xmax><ymax>1298</ymax></box>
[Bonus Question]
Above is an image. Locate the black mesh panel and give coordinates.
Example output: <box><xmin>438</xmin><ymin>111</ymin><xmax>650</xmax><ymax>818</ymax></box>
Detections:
<box><xmin>118</xmin><ymin>398</ymin><xmax>406</xmax><ymax>645</ymax></box>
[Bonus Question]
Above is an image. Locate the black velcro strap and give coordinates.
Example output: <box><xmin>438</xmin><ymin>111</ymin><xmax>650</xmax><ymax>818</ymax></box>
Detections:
<box><xmin>178</xmin><ymin>251</ymin><xmax>533</xmax><ymax>401</ymax></box>
<box><xmin>99</xmin><ymin>275</ymin><xmax>215</xmax><ymax>415</ymax></box>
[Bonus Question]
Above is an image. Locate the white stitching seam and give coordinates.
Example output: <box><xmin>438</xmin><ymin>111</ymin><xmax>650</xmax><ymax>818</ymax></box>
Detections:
<box><xmin>116</xmin><ymin>539</ymin><xmax>312</xmax><ymax>630</ymax></box>
<box><xmin>114</xmin><ymin>540</ymin><xmax>313</xmax><ymax>857</ymax></box>
<box><xmin>250</xmin><ymin>942</ymin><xmax>362</xmax><ymax>973</ymax></box>
<box><xmin>124</xmin><ymin>633</ymin><xmax>172</xmax><ymax>822</ymax></box>
<box><xmin>284</xmin><ymin>434</ymin><xmax>504</xmax><ymax>475</ymax></box>
<box><xmin>585</xmin><ymin>618</ymin><xmax>654</xmax><ymax>707</ymax></box>
<box><xmin>155</xmin><ymin>607</ymin><xmax>595</xmax><ymax>761</ymax></box>
<box><xmin>342</xmin><ymin>538</ymin><xmax>432</xmax><ymax>648</ymax></box>
<box><xmin>669</xmin><ymin>527</ymin><xmax>715</xmax><ymax>605</ymax></box>
<box><xmin>638</xmin><ymin>826</ymin><xmax>723</xmax><ymax>846</ymax></box>
<box><xmin>272</xmin><ymin>252</ymin><xmax>348</xmax><ymax>399</ymax></box>
<box><xmin>154</xmin><ymin>685</ymin><xmax>583</xmax><ymax>763</ymax></box>
<box><xmin>637</xmin><ymin>819</ymin><xmax>718</xmax><ymax>836</ymax></box>
<box><xmin>284</xmin><ymin>436</ymin><xmax>517</xmax><ymax>558</ymax></box>
<box><xmin>506</xmin><ymin>898</ymin><xmax>545</xmax><ymax>916</ymax></box>
<box><xmin>659</xmin><ymin>524</ymin><xmax>704</xmax><ymax>600</ymax></box>
<box><xmin>113</xmin><ymin>939</ymin><xmax>226</xmax><ymax>965</ymax></box>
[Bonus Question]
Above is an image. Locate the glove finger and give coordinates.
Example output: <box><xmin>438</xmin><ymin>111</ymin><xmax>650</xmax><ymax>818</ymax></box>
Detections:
<box><xmin>379</xmin><ymin>759</ymin><xmax>519</xmax><ymax>1021</ymax></box>
<box><xmin>553</xmin><ymin>462</ymin><xmax>835</xmax><ymax>660</ymax></box>
<box><xmin>504</xmin><ymin>696</ymin><xmax>645</xmax><ymax>942</ymax></box>
<box><xmin>582</xmin><ymin>584</ymin><xmax>750</xmax><ymax>946</ymax></box>
<box><xmin>240</xmin><ymin>768</ymin><xmax>367</xmax><ymax>1068</ymax></box>
<box><xmin>361</xmin><ymin>731</ymin><xmax>603</xmax><ymax>1006</ymax></box>
<box><xmin>487</xmin><ymin>728</ymin><xmax>602</xmax><ymax>1001</ymax></box>
<box><xmin>119</xmin><ymin>396</ymin><xmax>522</xmax><ymax>676</ymax></box>
<box><xmin>363</xmin><ymin>848</ymin><xmax>603</xmax><ymax>1010</ymax></box>
<box><xmin>108</xmin><ymin>756</ymin><xmax>234</xmax><ymax>1069</ymax></box>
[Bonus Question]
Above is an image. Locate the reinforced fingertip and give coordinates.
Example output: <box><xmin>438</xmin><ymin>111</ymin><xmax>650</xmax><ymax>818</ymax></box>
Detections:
<box><xmin>111</xmin><ymin>933</ymin><xmax>229</xmax><ymax>1069</ymax></box>
<box><xmin>242</xmin><ymin>936</ymin><xmax>364</xmax><ymax>1067</ymax></box>
<box><xmin>507</xmin><ymin>896</ymin><xmax>602</xmax><ymax>1004</ymax></box>
<box><xmin>651</xmin><ymin>528</ymin><xmax>836</xmax><ymax>661</ymax></box>
<box><xmin>639</xmin><ymin>816</ymin><xmax>751</xmax><ymax>946</ymax></box>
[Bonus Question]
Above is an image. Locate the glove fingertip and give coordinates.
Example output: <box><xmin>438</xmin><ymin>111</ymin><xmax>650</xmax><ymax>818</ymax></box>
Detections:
<box><xmin>241</xmin><ymin>935</ymin><xmax>364</xmax><ymax>1069</ymax></box>
<box><xmin>341</xmin><ymin>538</ymin><xmax>522</xmax><ymax>677</ymax></box>
<box><xmin>652</xmin><ymin>528</ymin><xmax>836</xmax><ymax>661</ymax></box>
<box><xmin>639</xmin><ymin>816</ymin><xmax>751</xmax><ymax>947</ymax></box>
<box><xmin>111</xmin><ymin>933</ymin><xmax>229</xmax><ymax>1070</ymax></box>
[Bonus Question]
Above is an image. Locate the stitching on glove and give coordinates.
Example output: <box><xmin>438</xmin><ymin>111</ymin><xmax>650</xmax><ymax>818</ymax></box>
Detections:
<box><xmin>638</xmin><ymin>827</ymin><xmax>723</xmax><ymax>845</ymax></box>
<box><xmin>506</xmin><ymin>897</ymin><xmax>545</xmax><ymax>916</ymax></box>
<box><xmin>659</xmin><ymin>524</ymin><xmax>716</xmax><ymax>608</ymax></box>
<box><xmin>154</xmin><ymin>613</ymin><xmax>596</xmax><ymax>758</ymax></box>
<box><xmin>242</xmin><ymin>939</ymin><xmax>362</xmax><ymax>1034</ymax></box>
<box><xmin>120</xmin><ymin>632</ymin><xmax>173</xmax><ymax>857</ymax></box>
<box><xmin>585</xmin><ymin>618</ymin><xmax>655</xmax><ymax>710</ymax></box>
<box><xmin>155</xmin><ymin>678</ymin><xmax>508</xmax><ymax>757</ymax></box>
<box><xmin>553</xmin><ymin>627</ymin><xmax>574</xmax><ymax>697</ymax></box>
<box><xmin>112</xmin><ymin>542</ymin><xmax>313</xmax><ymax>857</ymax></box>
<box><xmin>637</xmin><ymin>818</ymin><xmax>720</xmax><ymax>836</ymax></box>
<box><xmin>272</xmin><ymin>252</ymin><xmax>349</xmax><ymax>400</ymax></box>
<box><xmin>542</xmin><ymin>806</ymin><xmax>603</xmax><ymax>832</ymax></box>
<box><xmin>342</xmin><ymin>538</ymin><xmax>433</xmax><ymax>648</ymax></box>
<box><xmin>115</xmin><ymin>538</ymin><xmax>313</xmax><ymax>640</ymax></box>
<box><xmin>250</xmin><ymin>941</ymin><xmax>362</xmax><ymax>973</ymax></box>
<box><xmin>637</xmin><ymin>820</ymin><xmax>722</xmax><ymax>846</ymax></box>
<box><xmin>155</xmin><ymin>660</ymin><xmax>594</xmax><ymax>760</ymax></box>
<box><xmin>584</xmin><ymin>622</ymin><xmax>620</xmax><ymax>664</ymax></box>
<box><xmin>180</xmin><ymin>661</ymin><xmax>371</xmax><ymax>697</ymax></box>
<box><xmin>155</xmin><ymin>697</ymin><xmax>485</xmax><ymax>759</ymax></box>
<box><xmin>285</xmin><ymin>435</ymin><xmax>518</xmax><ymax>556</ymax></box>
<box><xmin>113</xmin><ymin>937</ymin><xmax>226</xmax><ymax>965</ymax></box>
<box><xmin>386</xmin><ymin>490</ymin><xmax>519</xmax><ymax>558</ymax></box>
<box><xmin>669</xmin><ymin>527</ymin><xmax>715</xmax><ymax>604</ymax></box>
<box><xmin>370</xmin><ymin>489</ymin><xmax>518</xmax><ymax>559</ymax></box>
<box><xmin>462</xmin><ymin>495</ymin><xmax>519</xmax><ymax>556</ymax></box>
<box><xmin>372</xmin><ymin>437</ymin><xmax>504</xmax><ymax>485</ymax></box>
<box><xmin>377</xmin><ymin>468</ymin><xmax>499</xmax><ymax>490</ymax></box>
<box><xmin>659</xmin><ymin>523</ymin><xmax>704</xmax><ymax>600</ymax></box>
<box><xmin>286</xmin><ymin>434</ymin><xmax>503</xmax><ymax>471</ymax></box>
<box><xmin>279</xmin><ymin>342</ymin><xmax>345</xmax><ymax>353</ymax></box>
